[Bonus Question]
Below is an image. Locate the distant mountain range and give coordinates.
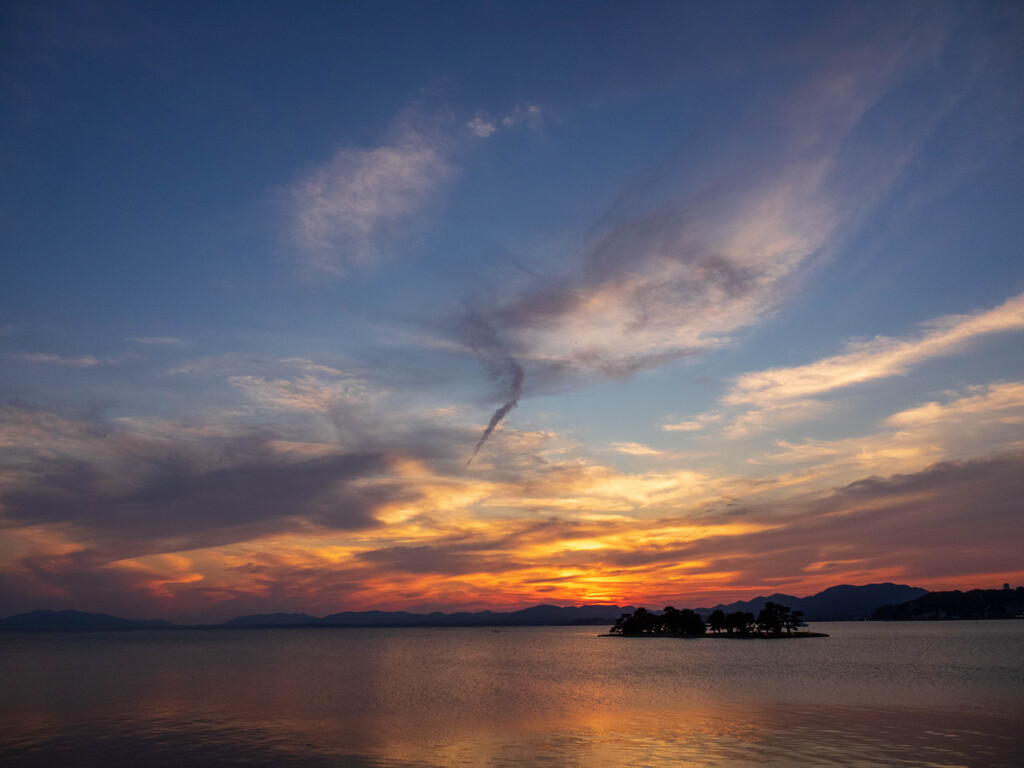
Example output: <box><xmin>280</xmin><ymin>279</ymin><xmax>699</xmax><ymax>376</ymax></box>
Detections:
<box><xmin>698</xmin><ymin>582</ymin><xmax>929</xmax><ymax>621</ymax></box>
<box><xmin>223</xmin><ymin>604</ymin><xmax>637</xmax><ymax>628</ymax></box>
<box><xmin>0</xmin><ymin>610</ymin><xmax>176</xmax><ymax>630</ymax></box>
<box><xmin>872</xmin><ymin>586</ymin><xmax>1024</xmax><ymax>620</ymax></box>
<box><xmin>0</xmin><ymin>604</ymin><xmax>637</xmax><ymax>630</ymax></box>
<box><xmin>0</xmin><ymin>583</ymin><xmax>933</xmax><ymax>629</ymax></box>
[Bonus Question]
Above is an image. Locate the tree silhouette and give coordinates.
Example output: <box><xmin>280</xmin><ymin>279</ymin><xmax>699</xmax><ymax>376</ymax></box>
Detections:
<box><xmin>680</xmin><ymin>608</ymin><xmax>706</xmax><ymax>636</ymax></box>
<box><xmin>611</xmin><ymin>606</ymin><xmax>658</xmax><ymax>635</ymax></box>
<box><xmin>756</xmin><ymin>601</ymin><xmax>801</xmax><ymax>636</ymax></box>
<box><xmin>610</xmin><ymin>603</ymin><xmax>812</xmax><ymax>638</ymax></box>
<box><xmin>756</xmin><ymin>602</ymin><xmax>782</xmax><ymax>635</ymax></box>
<box><xmin>707</xmin><ymin>609</ymin><xmax>727</xmax><ymax>634</ymax></box>
<box><xmin>785</xmin><ymin>609</ymin><xmax>804</xmax><ymax>634</ymax></box>
<box><xmin>660</xmin><ymin>606</ymin><xmax>682</xmax><ymax>634</ymax></box>
<box><xmin>610</xmin><ymin>606</ymin><xmax>705</xmax><ymax>636</ymax></box>
<box><xmin>724</xmin><ymin>611</ymin><xmax>756</xmax><ymax>636</ymax></box>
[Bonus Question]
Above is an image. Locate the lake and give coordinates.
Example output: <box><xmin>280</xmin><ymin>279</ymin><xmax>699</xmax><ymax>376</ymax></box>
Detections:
<box><xmin>1</xmin><ymin>621</ymin><xmax>1022</xmax><ymax>767</ymax></box>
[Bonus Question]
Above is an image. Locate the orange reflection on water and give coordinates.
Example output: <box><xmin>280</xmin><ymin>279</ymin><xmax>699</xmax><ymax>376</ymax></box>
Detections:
<box><xmin>4</xmin><ymin>624</ymin><xmax>1022</xmax><ymax>768</ymax></box>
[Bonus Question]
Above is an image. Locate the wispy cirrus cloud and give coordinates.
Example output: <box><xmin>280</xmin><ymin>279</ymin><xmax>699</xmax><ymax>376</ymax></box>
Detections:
<box><xmin>661</xmin><ymin>420</ymin><xmax>707</xmax><ymax>433</ymax></box>
<box><xmin>285</xmin><ymin>108</ymin><xmax>457</xmax><ymax>276</ymax></box>
<box><xmin>606</xmin><ymin>441</ymin><xmax>665</xmax><ymax>457</ymax></box>
<box><xmin>886</xmin><ymin>380</ymin><xmax>1024</xmax><ymax>428</ymax></box>
<box><xmin>10</xmin><ymin>352</ymin><xmax>104</xmax><ymax>367</ymax></box>
<box><xmin>285</xmin><ymin>101</ymin><xmax>546</xmax><ymax>277</ymax></box>
<box><xmin>229</xmin><ymin>373</ymin><xmax>375</xmax><ymax>414</ymax></box>
<box><xmin>603</xmin><ymin>442</ymin><xmax>700</xmax><ymax>463</ymax></box>
<box><xmin>455</xmin><ymin>50</ymin><xmax>910</xmax><ymax>455</ymax></box>
<box><xmin>126</xmin><ymin>336</ymin><xmax>187</xmax><ymax>347</ymax></box>
<box><xmin>461</xmin><ymin>17</ymin><xmax>954</xmax><ymax>384</ymax></box>
<box><xmin>759</xmin><ymin>381</ymin><xmax>1024</xmax><ymax>481</ymax></box>
<box><xmin>450</xmin><ymin>20</ymin><xmax>954</xmax><ymax>460</ymax></box>
<box><xmin>726</xmin><ymin>292</ymin><xmax>1024</xmax><ymax>409</ymax></box>
<box><xmin>724</xmin><ymin>399</ymin><xmax>834</xmax><ymax>439</ymax></box>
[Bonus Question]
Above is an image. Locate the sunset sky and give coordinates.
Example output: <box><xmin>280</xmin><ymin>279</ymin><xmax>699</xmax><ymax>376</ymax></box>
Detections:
<box><xmin>2</xmin><ymin>1</ymin><xmax>1023</xmax><ymax>623</ymax></box>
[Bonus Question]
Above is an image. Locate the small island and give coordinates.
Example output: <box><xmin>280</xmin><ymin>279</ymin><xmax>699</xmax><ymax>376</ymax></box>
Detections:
<box><xmin>608</xmin><ymin>601</ymin><xmax>828</xmax><ymax>638</ymax></box>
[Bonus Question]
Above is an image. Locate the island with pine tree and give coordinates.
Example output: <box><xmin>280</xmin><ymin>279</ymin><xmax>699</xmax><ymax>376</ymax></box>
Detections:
<box><xmin>608</xmin><ymin>601</ymin><xmax>828</xmax><ymax>638</ymax></box>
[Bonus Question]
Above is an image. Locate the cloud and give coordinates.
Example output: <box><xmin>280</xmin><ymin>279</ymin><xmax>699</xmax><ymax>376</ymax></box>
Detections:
<box><xmin>726</xmin><ymin>293</ymin><xmax>1024</xmax><ymax>408</ymax></box>
<box><xmin>126</xmin><ymin>336</ymin><xmax>187</xmax><ymax>347</ymax></box>
<box><xmin>662</xmin><ymin>421</ymin><xmax>706</xmax><ymax>433</ymax></box>
<box><xmin>345</xmin><ymin>451</ymin><xmax>1024</xmax><ymax>596</ymax></box>
<box><xmin>230</xmin><ymin>373</ymin><xmax>375</xmax><ymax>414</ymax></box>
<box><xmin>756</xmin><ymin>381</ymin><xmax>1024</xmax><ymax>489</ymax></box>
<box><xmin>466</xmin><ymin>117</ymin><xmax>496</xmax><ymax>138</ymax></box>
<box><xmin>357</xmin><ymin>542</ymin><xmax>524</xmax><ymax>577</ymax></box>
<box><xmin>284</xmin><ymin>100</ymin><xmax>546</xmax><ymax>278</ymax></box>
<box><xmin>767</xmin><ymin>453</ymin><xmax>1024</xmax><ymax>586</ymax></box>
<box><xmin>724</xmin><ymin>399</ymin><xmax>834</xmax><ymax>439</ymax></box>
<box><xmin>464</xmin><ymin>104</ymin><xmax>545</xmax><ymax>139</ymax></box>
<box><xmin>10</xmin><ymin>352</ymin><xmax>103</xmax><ymax>367</ymax></box>
<box><xmin>500</xmin><ymin>103</ymin><xmax>544</xmax><ymax>131</ymax></box>
<box><xmin>885</xmin><ymin>380</ymin><xmax>1024</xmax><ymax>428</ymax></box>
<box><xmin>1</xmin><ymin>445</ymin><xmax>394</xmax><ymax>555</ymax></box>
<box><xmin>4</xmin><ymin>392</ymin><xmax>1022</xmax><ymax>619</ymax></box>
<box><xmin>285</xmin><ymin>108</ymin><xmax>456</xmax><ymax>275</ymax></box>
<box><xmin>0</xmin><ymin>405</ymin><xmax>399</xmax><ymax>560</ymax></box>
<box><xmin>460</xmin><ymin>314</ymin><xmax>525</xmax><ymax>464</ymax></box>
<box><xmin>606</xmin><ymin>442</ymin><xmax>664</xmax><ymax>457</ymax></box>
<box><xmin>163</xmin><ymin>354</ymin><xmax>350</xmax><ymax>380</ymax></box>
<box><xmin>457</xmin><ymin>22</ymin><xmax>953</xmax><ymax>383</ymax></box>
<box><xmin>521</xmin><ymin>453</ymin><xmax>1024</xmax><ymax>599</ymax></box>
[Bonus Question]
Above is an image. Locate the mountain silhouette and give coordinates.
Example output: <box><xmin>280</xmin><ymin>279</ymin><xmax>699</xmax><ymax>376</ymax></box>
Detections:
<box><xmin>220</xmin><ymin>613</ymin><xmax>320</xmax><ymax>627</ymax></box>
<box><xmin>873</xmin><ymin>586</ymin><xmax>1024</xmax><ymax>620</ymax></box>
<box><xmin>699</xmin><ymin>583</ymin><xmax>928</xmax><ymax>621</ymax></box>
<box><xmin>0</xmin><ymin>610</ymin><xmax>176</xmax><ymax>629</ymax></box>
<box><xmin>1</xmin><ymin>584</ymin><xmax>932</xmax><ymax>629</ymax></box>
<box><xmin>314</xmin><ymin>604</ymin><xmax>635</xmax><ymax>628</ymax></box>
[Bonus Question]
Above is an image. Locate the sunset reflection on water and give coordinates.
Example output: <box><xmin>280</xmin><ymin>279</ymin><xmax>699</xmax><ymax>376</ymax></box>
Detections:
<box><xmin>1</xmin><ymin>623</ymin><xmax>1021</xmax><ymax>767</ymax></box>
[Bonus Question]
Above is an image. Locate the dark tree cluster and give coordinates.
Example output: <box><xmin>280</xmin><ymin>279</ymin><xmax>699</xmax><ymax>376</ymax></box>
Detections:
<box><xmin>610</xmin><ymin>606</ymin><xmax>706</xmax><ymax>636</ymax></box>
<box><xmin>611</xmin><ymin>601</ymin><xmax>804</xmax><ymax>637</ymax></box>
<box><xmin>754</xmin><ymin>601</ymin><xmax>804</xmax><ymax>635</ymax></box>
<box><xmin>706</xmin><ymin>601</ymin><xmax>803</xmax><ymax>636</ymax></box>
<box><xmin>706</xmin><ymin>609</ymin><xmax>756</xmax><ymax>636</ymax></box>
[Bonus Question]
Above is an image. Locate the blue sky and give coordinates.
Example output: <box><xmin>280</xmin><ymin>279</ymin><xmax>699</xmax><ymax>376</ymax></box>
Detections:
<box><xmin>2</xmin><ymin>1</ymin><xmax>1023</xmax><ymax>621</ymax></box>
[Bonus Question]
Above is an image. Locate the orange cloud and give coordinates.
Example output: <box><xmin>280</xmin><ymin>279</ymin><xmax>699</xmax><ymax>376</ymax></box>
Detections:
<box><xmin>4</xmin><ymin>390</ymin><xmax>1023</xmax><ymax>622</ymax></box>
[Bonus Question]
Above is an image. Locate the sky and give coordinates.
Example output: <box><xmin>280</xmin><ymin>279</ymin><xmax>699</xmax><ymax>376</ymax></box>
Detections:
<box><xmin>1</xmin><ymin>0</ymin><xmax>1023</xmax><ymax>623</ymax></box>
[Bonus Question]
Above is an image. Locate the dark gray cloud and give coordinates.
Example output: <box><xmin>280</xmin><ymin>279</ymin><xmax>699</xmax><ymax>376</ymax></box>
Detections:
<box><xmin>358</xmin><ymin>544</ymin><xmax>524</xmax><ymax>577</ymax></box>
<box><xmin>459</xmin><ymin>313</ymin><xmax>525</xmax><ymax>463</ymax></box>
<box><xmin>0</xmin><ymin>408</ymin><xmax>403</xmax><ymax>560</ymax></box>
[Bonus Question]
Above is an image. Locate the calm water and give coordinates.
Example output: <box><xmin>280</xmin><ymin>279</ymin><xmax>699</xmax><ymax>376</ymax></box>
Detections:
<box><xmin>1</xmin><ymin>621</ymin><xmax>1022</xmax><ymax>767</ymax></box>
